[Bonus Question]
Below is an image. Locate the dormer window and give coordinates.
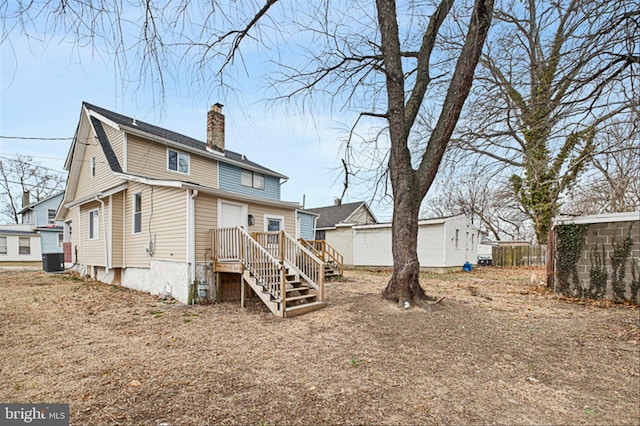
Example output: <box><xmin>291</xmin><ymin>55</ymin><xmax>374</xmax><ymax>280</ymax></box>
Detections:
<box><xmin>168</xmin><ymin>149</ymin><xmax>190</xmax><ymax>174</ymax></box>
<box><xmin>241</xmin><ymin>170</ymin><xmax>264</xmax><ymax>190</ymax></box>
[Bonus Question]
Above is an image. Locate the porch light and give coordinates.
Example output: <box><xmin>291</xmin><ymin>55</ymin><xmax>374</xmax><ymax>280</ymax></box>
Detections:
<box><xmin>248</xmin><ymin>214</ymin><xmax>255</xmax><ymax>226</ymax></box>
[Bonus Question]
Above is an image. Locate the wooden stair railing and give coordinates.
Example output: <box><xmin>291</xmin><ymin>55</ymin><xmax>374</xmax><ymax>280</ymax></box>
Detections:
<box><xmin>253</xmin><ymin>231</ymin><xmax>325</xmax><ymax>302</ymax></box>
<box><xmin>298</xmin><ymin>239</ymin><xmax>344</xmax><ymax>277</ymax></box>
<box><xmin>212</xmin><ymin>227</ymin><xmax>324</xmax><ymax>317</ymax></box>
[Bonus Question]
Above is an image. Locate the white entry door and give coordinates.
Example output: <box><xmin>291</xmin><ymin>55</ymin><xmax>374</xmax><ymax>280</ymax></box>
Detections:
<box><xmin>218</xmin><ymin>200</ymin><xmax>248</xmax><ymax>229</ymax></box>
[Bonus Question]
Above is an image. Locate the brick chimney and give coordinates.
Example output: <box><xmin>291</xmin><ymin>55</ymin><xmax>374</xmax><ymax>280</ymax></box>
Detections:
<box><xmin>22</xmin><ymin>191</ymin><xmax>30</xmax><ymax>209</ymax></box>
<box><xmin>207</xmin><ymin>103</ymin><xmax>225</xmax><ymax>153</ymax></box>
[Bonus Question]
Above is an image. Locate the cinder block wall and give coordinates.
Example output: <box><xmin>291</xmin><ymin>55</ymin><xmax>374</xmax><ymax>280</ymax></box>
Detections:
<box><xmin>562</xmin><ymin>220</ymin><xmax>639</xmax><ymax>303</ymax></box>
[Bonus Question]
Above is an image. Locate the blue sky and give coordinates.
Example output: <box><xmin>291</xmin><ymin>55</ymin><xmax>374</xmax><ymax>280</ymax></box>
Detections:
<box><xmin>0</xmin><ymin>8</ymin><xmax>392</xmax><ymax>219</ymax></box>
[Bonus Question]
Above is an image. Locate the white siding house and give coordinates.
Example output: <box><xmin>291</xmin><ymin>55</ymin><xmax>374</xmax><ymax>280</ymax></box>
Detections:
<box><xmin>0</xmin><ymin>225</ymin><xmax>42</xmax><ymax>263</ymax></box>
<box><xmin>352</xmin><ymin>214</ymin><xmax>479</xmax><ymax>271</ymax></box>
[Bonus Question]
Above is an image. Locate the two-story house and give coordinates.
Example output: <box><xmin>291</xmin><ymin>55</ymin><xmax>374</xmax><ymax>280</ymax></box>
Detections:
<box><xmin>57</xmin><ymin>102</ymin><xmax>326</xmax><ymax>317</ymax></box>
<box><xmin>18</xmin><ymin>191</ymin><xmax>65</xmax><ymax>255</ymax></box>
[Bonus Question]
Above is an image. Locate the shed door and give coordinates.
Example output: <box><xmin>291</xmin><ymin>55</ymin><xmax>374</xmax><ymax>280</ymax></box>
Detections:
<box><xmin>219</xmin><ymin>200</ymin><xmax>247</xmax><ymax>229</ymax></box>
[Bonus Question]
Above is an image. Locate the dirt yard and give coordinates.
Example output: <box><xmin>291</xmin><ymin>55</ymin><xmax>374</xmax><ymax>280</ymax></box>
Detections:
<box><xmin>1</xmin><ymin>267</ymin><xmax>638</xmax><ymax>425</ymax></box>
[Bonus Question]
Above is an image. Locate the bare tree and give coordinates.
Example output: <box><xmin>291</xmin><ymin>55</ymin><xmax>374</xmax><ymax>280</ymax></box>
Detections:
<box><xmin>0</xmin><ymin>155</ymin><xmax>66</xmax><ymax>224</ymax></box>
<box><xmin>452</xmin><ymin>0</ymin><xmax>639</xmax><ymax>243</ymax></box>
<box><xmin>1</xmin><ymin>0</ymin><xmax>494</xmax><ymax>306</ymax></box>
<box><xmin>563</xmin><ymin>121</ymin><xmax>640</xmax><ymax>215</ymax></box>
<box><xmin>423</xmin><ymin>168</ymin><xmax>533</xmax><ymax>241</ymax></box>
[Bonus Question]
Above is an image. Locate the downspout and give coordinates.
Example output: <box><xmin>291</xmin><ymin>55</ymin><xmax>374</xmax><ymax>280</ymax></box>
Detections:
<box><xmin>95</xmin><ymin>196</ymin><xmax>110</xmax><ymax>273</ymax></box>
<box><xmin>188</xmin><ymin>190</ymin><xmax>199</xmax><ymax>285</ymax></box>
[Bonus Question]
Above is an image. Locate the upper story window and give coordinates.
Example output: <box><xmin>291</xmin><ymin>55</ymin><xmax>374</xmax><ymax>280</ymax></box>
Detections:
<box><xmin>91</xmin><ymin>157</ymin><xmax>96</xmax><ymax>177</ymax></box>
<box><xmin>48</xmin><ymin>209</ymin><xmax>56</xmax><ymax>224</ymax></box>
<box><xmin>241</xmin><ymin>170</ymin><xmax>264</xmax><ymax>190</ymax></box>
<box><xmin>168</xmin><ymin>149</ymin><xmax>190</xmax><ymax>174</ymax></box>
<box><xmin>89</xmin><ymin>209</ymin><xmax>99</xmax><ymax>240</ymax></box>
<box><xmin>133</xmin><ymin>193</ymin><xmax>142</xmax><ymax>234</ymax></box>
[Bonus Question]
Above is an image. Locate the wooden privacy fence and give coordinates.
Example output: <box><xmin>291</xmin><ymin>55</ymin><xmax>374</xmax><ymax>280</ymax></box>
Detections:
<box><xmin>492</xmin><ymin>244</ymin><xmax>547</xmax><ymax>267</ymax></box>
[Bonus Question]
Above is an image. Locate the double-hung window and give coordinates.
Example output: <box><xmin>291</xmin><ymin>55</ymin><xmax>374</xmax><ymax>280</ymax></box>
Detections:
<box><xmin>18</xmin><ymin>237</ymin><xmax>30</xmax><ymax>255</ymax></box>
<box><xmin>168</xmin><ymin>149</ymin><xmax>190</xmax><ymax>174</ymax></box>
<box><xmin>48</xmin><ymin>209</ymin><xmax>56</xmax><ymax>224</ymax></box>
<box><xmin>89</xmin><ymin>209</ymin><xmax>99</xmax><ymax>240</ymax></box>
<box><xmin>133</xmin><ymin>193</ymin><xmax>142</xmax><ymax>234</ymax></box>
<box><xmin>241</xmin><ymin>170</ymin><xmax>265</xmax><ymax>190</ymax></box>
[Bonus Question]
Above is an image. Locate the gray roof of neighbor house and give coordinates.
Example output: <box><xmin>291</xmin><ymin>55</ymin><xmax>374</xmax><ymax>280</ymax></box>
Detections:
<box><xmin>307</xmin><ymin>201</ymin><xmax>371</xmax><ymax>229</ymax></box>
<box><xmin>17</xmin><ymin>191</ymin><xmax>65</xmax><ymax>215</ymax></box>
<box><xmin>83</xmin><ymin>102</ymin><xmax>284</xmax><ymax>178</ymax></box>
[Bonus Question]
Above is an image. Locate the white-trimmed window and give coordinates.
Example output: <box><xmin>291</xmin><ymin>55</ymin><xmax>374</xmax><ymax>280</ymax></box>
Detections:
<box><xmin>91</xmin><ymin>157</ymin><xmax>96</xmax><ymax>177</ymax></box>
<box><xmin>168</xmin><ymin>149</ymin><xmax>190</xmax><ymax>174</ymax></box>
<box><xmin>48</xmin><ymin>209</ymin><xmax>56</xmax><ymax>224</ymax></box>
<box><xmin>18</xmin><ymin>237</ymin><xmax>30</xmax><ymax>255</ymax></box>
<box><xmin>0</xmin><ymin>237</ymin><xmax>7</xmax><ymax>255</ymax></box>
<box><xmin>57</xmin><ymin>233</ymin><xmax>64</xmax><ymax>248</ymax></box>
<box><xmin>455</xmin><ymin>229</ymin><xmax>460</xmax><ymax>249</ymax></box>
<box><xmin>133</xmin><ymin>193</ymin><xmax>142</xmax><ymax>234</ymax></box>
<box><xmin>89</xmin><ymin>209</ymin><xmax>99</xmax><ymax>240</ymax></box>
<box><xmin>241</xmin><ymin>170</ymin><xmax>265</xmax><ymax>190</ymax></box>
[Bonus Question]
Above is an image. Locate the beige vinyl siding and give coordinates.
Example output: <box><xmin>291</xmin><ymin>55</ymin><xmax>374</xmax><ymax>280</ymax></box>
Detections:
<box><xmin>103</xmin><ymin>123</ymin><xmax>125</xmax><ymax>167</ymax></box>
<box><xmin>126</xmin><ymin>135</ymin><xmax>218</xmax><ymax>188</ymax></box>
<box><xmin>326</xmin><ymin>226</ymin><xmax>355</xmax><ymax>265</ymax></box>
<box><xmin>74</xmin><ymin>130</ymin><xmax>125</xmax><ymax>200</ymax></box>
<box><xmin>79</xmin><ymin>200</ymin><xmax>107</xmax><ymax>266</ymax></box>
<box><xmin>123</xmin><ymin>182</ymin><xmax>151</xmax><ymax>267</ymax></box>
<box><xmin>247</xmin><ymin>204</ymin><xmax>296</xmax><ymax>235</ymax></box>
<box><xmin>110</xmin><ymin>192</ymin><xmax>124</xmax><ymax>267</ymax></box>
<box><xmin>195</xmin><ymin>194</ymin><xmax>217</xmax><ymax>257</ymax></box>
<box><xmin>124</xmin><ymin>184</ymin><xmax>188</xmax><ymax>265</ymax></box>
<box><xmin>349</xmin><ymin>205</ymin><xmax>376</xmax><ymax>224</ymax></box>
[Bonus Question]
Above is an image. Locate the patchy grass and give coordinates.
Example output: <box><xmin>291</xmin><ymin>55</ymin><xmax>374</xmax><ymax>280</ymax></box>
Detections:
<box><xmin>0</xmin><ymin>268</ymin><xmax>638</xmax><ymax>425</ymax></box>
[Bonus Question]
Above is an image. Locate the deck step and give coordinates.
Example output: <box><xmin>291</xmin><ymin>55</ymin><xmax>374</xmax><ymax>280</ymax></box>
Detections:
<box><xmin>285</xmin><ymin>294</ymin><xmax>317</xmax><ymax>303</ymax></box>
<box><xmin>284</xmin><ymin>301</ymin><xmax>326</xmax><ymax>318</ymax></box>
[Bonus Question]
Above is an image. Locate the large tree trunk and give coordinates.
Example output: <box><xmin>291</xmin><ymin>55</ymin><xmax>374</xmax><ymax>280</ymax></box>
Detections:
<box><xmin>382</xmin><ymin>181</ymin><xmax>427</xmax><ymax>305</ymax></box>
<box><xmin>378</xmin><ymin>0</ymin><xmax>493</xmax><ymax>305</ymax></box>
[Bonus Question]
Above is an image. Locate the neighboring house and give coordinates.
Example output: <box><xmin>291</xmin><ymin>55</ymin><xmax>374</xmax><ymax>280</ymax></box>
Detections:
<box><xmin>0</xmin><ymin>224</ymin><xmax>42</xmax><ymax>263</ymax></box>
<box><xmin>352</xmin><ymin>214</ymin><xmax>479</xmax><ymax>271</ymax></box>
<box><xmin>56</xmin><ymin>102</ymin><xmax>325</xmax><ymax>316</ymax></box>
<box><xmin>306</xmin><ymin>200</ymin><xmax>377</xmax><ymax>265</ymax></box>
<box><xmin>296</xmin><ymin>209</ymin><xmax>318</xmax><ymax>240</ymax></box>
<box><xmin>551</xmin><ymin>211</ymin><xmax>639</xmax><ymax>304</ymax></box>
<box><xmin>18</xmin><ymin>191</ymin><xmax>65</xmax><ymax>255</ymax></box>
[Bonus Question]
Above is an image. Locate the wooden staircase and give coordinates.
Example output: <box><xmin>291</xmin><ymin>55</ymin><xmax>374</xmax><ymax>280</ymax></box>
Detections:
<box><xmin>242</xmin><ymin>269</ymin><xmax>325</xmax><ymax>317</ymax></box>
<box><xmin>298</xmin><ymin>239</ymin><xmax>344</xmax><ymax>278</ymax></box>
<box><xmin>212</xmin><ymin>227</ymin><xmax>326</xmax><ymax>317</ymax></box>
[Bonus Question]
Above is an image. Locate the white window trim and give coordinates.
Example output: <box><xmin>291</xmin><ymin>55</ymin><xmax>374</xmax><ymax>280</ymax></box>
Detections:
<box><xmin>263</xmin><ymin>214</ymin><xmax>285</xmax><ymax>232</ymax></box>
<box><xmin>0</xmin><ymin>236</ymin><xmax>7</xmax><ymax>255</ymax></box>
<box><xmin>167</xmin><ymin>148</ymin><xmax>190</xmax><ymax>175</ymax></box>
<box><xmin>133</xmin><ymin>192</ymin><xmax>142</xmax><ymax>234</ymax></box>
<box><xmin>241</xmin><ymin>169</ymin><xmax>265</xmax><ymax>190</ymax></box>
<box><xmin>18</xmin><ymin>237</ymin><xmax>31</xmax><ymax>255</ymax></box>
<box><xmin>57</xmin><ymin>233</ymin><xmax>64</xmax><ymax>248</ymax></box>
<box><xmin>89</xmin><ymin>209</ymin><xmax>99</xmax><ymax>240</ymax></box>
<box><xmin>91</xmin><ymin>157</ymin><xmax>96</xmax><ymax>177</ymax></box>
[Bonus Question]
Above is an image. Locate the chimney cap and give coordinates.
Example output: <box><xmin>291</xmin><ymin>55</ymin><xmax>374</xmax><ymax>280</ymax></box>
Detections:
<box><xmin>211</xmin><ymin>103</ymin><xmax>224</xmax><ymax>112</ymax></box>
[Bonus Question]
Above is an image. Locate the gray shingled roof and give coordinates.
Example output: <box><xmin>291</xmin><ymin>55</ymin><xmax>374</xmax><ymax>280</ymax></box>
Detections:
<box><xmin>306</xmin><ymin>202</ymin><xmax>367</xmax><ymax>229</ymax></box>
<box><xmin>83</xmin><ymin>102</ymin><xmax>281</xmax><ymax>177</ymax></box>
